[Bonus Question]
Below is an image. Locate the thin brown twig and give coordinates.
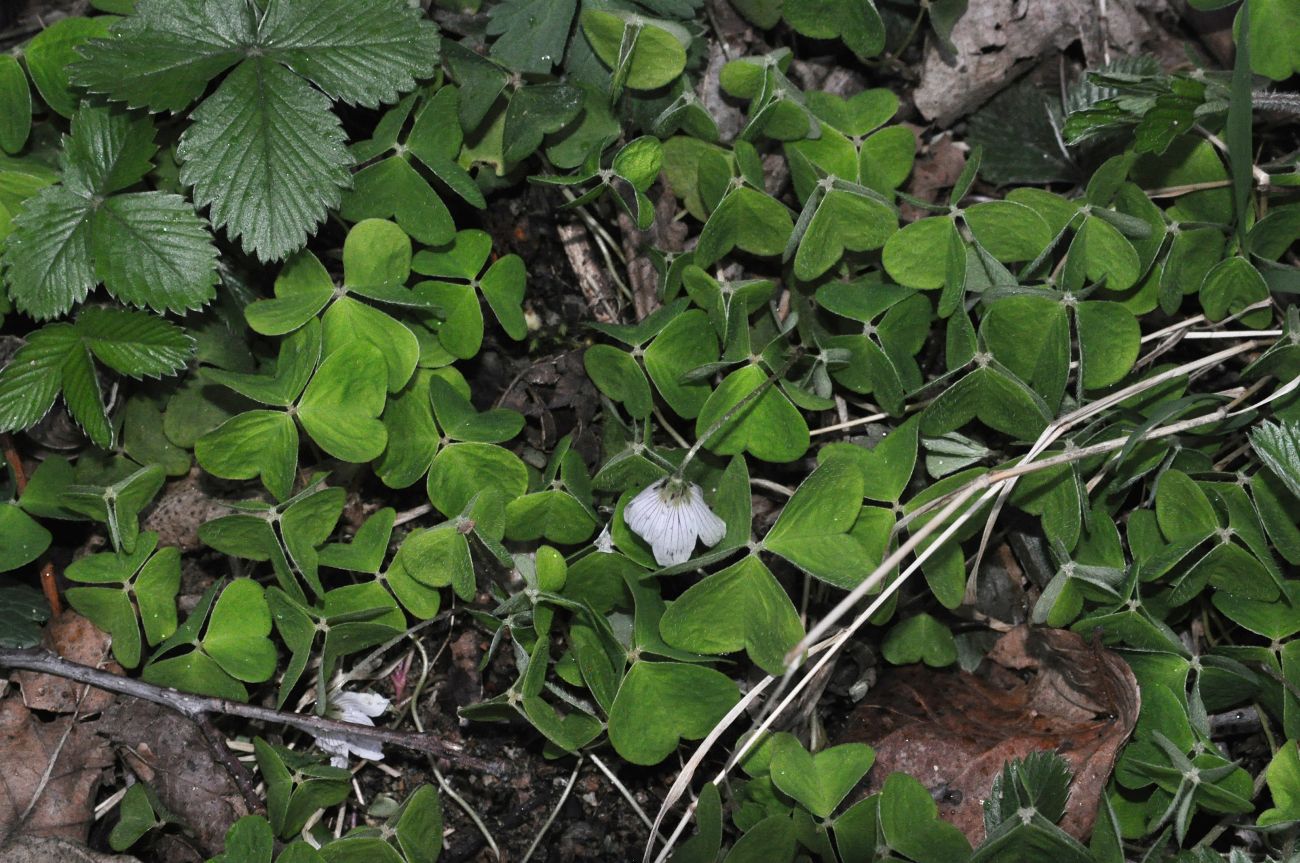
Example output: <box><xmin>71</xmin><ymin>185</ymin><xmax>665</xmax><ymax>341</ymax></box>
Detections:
<box><xmin>2</xmin><ymin>432</ymin><xmax>27</xmax><ymax>492</ymax></box>
<box><xmin>194</xmin><ymin>714</ymin><xmax>265</xmax><ymax>815</ymax></box>
<box><xmin>0</xmin><ymin>648</ymin><xmax>501</xmax><ymax>774</ymax></box>
<box><xmin>38</xmin><ymin>562</ymin><xmax>62</xmax><ymax>617</ymax></box>
<box><xmin>558</xmin><ymin>222</ymin><xmax>623</xmax><ymax>324</ymax></box>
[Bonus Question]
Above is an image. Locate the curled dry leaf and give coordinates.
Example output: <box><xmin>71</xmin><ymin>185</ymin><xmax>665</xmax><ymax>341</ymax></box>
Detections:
<box><xmin>840</xmin><ymin>625</ymin><xmax>1139</xmax><ymax>843</ymax></box>
<box><xmin>0</xmin><ymin>698</ymin><xmax>113</xmax><ymax>843</ymax></box>
<box><xmin>95</xmin><ymin>699</ymin><xmax>249</xmax><ymax>857</ymax></box>
<box><xmin>14</xmin><ymin>612</ymin><xmax>121</xmax><ymax>715</ymax></box>
<box><xmin>0</xmin><ymin>834</ymin><xmax>142</xmax><ymax>862</ymax></box>
<box><xmin>912</xmin><ymin>0</ymin><xmax>1167</xmax><ymax>125</ymax></box>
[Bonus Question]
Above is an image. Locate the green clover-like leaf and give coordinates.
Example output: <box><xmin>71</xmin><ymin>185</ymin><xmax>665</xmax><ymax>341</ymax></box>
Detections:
<box><xmin>582</xmin><ymin>10</ymin><xmax>689</xmax><ymax>91</ymax></box>
<box><xmin>764</xmin><ymin>456</ymin><xmax>868</xmax><ymax>588</ymax></box>
<box><xmin>196</xmin><ymin>411</ymin><xmax>299</xmax><ymax>503</ymax></box>
<box><xmin>881</xmin><ymin>612</ymin><xmax>958</xmax><ymax>667</ymax></box>
<box><xmin>659</xmin><ymin>556</ymin><xmax>803</xmax><ymax>675</ymax></box>
<box><xmin>695</xmin><ymin>364</ymin><xmax>809</xmax><ymax>463</ymax></box>
<box><xmin>297</xmin><ymin>340</ymin><xmax>389</xmax><ymax>463</ymax></box>
<box><xmin>64</xmin><ymin>532</ymin><xmax>179</xmax><ymax>668</ymax></box>
<box><xmin>426</xmin><ymin>442</ymin><xmax>528</xmax><ymax>517</ymax></box>
<box><xmin>607</xmin><ymin>661</ymin><xmax>740</xmax><ymax>765</ymax></box>
<box><xmin>696</xmin><ymin>185</ymin><xmax>794</xmax><ymax>268</ymax></box>
<box><xmin>770</xmin><ymin>735</ymin><xmax>875</xmax><ymax>819</ymax></box>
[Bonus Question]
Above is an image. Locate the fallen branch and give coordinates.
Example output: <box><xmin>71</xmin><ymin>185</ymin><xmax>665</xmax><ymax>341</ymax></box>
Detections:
<box><xmin>194</xmin><ymin>713</ymin><xmax>266</xmax><ymax>814</ymax></box>
<box><xmin>0</xmin><ymin>647</ymin><xmax>499</xmax><ymax>774</ymax></box>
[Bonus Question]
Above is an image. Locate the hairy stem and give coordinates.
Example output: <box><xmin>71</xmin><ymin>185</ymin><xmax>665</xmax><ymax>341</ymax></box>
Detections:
<box><xmin>1253</xmin><ymin>89</ymin><xmax>1300</xmax><ymax>115</ymax></box>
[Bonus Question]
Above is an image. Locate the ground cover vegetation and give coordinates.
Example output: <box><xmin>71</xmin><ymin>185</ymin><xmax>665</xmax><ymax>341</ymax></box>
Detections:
<box><xmin>1</xmin><ymin>0</ymin><xmax>1299</xmax><ymax>860</ymax></box>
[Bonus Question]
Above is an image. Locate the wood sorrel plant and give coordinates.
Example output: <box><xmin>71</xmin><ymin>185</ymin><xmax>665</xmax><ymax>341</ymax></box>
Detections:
<box><xmin>1</xmin><ymin>0</ymin><xmax>1299</xmax><ymax>860</ymax></box>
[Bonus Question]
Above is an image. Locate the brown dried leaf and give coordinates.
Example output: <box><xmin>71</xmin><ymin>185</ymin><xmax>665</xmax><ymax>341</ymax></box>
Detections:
<box><xmin>0</xmin><ymin>699</ymin><xmax>113</xmax><ymax>843</ymax></box>
<box><xmin>902</xmin><ymin>129</ymin><xmax>967</xmax><ymax>219</ymax></box>
<box><xmin>95</xmin><ymin>699</ymin><xmax>247</xmax><ymax>857</ymax></box>
<box><xmin>842</xmin><ymin>625</ymin><xmax>1138</xmax><ymax>843</ymax></box>
<box><xmin>15</xmin><ymin>613</ymin><xmax>121</xmax><ymax>715</ymax></box>
<box><xmin>0</xmin><ymin>834</ymin><xmax>141</xmax><ymax>863</ymax></box>
<box><xmin>912</xmin><ymin>0</ymin><xmax>1169</xmax><ymax>125</ymax></box>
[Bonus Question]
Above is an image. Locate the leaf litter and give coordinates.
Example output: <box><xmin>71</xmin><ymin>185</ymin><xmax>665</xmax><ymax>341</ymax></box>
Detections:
<box><xmin>841</xmin><ymin>625</ymin><xmax>1139</xmax><ymax>843</ymax></box>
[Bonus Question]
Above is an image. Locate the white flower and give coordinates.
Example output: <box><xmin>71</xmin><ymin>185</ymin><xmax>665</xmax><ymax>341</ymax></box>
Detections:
<box><xmin>623</xmin><ymin>477</ymin><xmax>726</xmax><ymax>566</ymax></box>
<box><xmin>314</xmin><ymin>690</ymin><xmax>390</xmax><ymax>768</ymax></box>
<box><xmin>593</xmin><ymin>523</ymin><xmax>615</xmax><ymax>553</ymax></box>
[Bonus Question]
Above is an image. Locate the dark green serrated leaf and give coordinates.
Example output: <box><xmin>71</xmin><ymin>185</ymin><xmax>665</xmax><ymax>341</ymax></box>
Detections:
<box><xmin>92</xmin><ymin>192</ymin><xmax>219</xmax><ymax>313</ymax></box>
<box><xmin>968</xmin><ymin>78</ymin><xmax>1077</xmax><ymax>186</ymax></box>
<box><xmin>1251</xmin><ymin>421</ymin><xmax>1300</xmax><ymax>502</ymax></box>
<box><xmin>74</xmin><ymin>0</ymin><xmax>435</xmax><ymax>263</ymax></box>
<box><xmin>0</xmin><ymin>324</ymin><xmax>77</xmax><ymax>434</ymax></box>
<box><xmin>75</xmin><ymin>307</ymin><xmax>194</xmax><ymax>378</ymax></box>
<box><xmin>59</xmin><ymin>334</ymin><xmax>112</xmax><ymax>447</ymax></box>
<box><xmin>4</xmin><ymin>105</ymin><xmax>218</xmax><ymax>318</ymax></box>
<box><xmin>179</xmin><ymin>60</ymin><xmax>351</xmax><ymax>262</ymax></box>
<box><xmin>70</xmin><ymin>0</ymin><xmax>253</xmax><ymax>112</ymax></box>
<box><xmin>2</xmin><ymin>186</ymin><xmax>96</xmax><ymax>320</ymax></box>
<box><xmin>259</xmin><ymin>0</ymin><xmax>439</xmax><ymax>109</ymax></box>
<box><xmin>61</xmin><ymin>105</ymin><xmax>157</xmax><ymax>197</ymax></box>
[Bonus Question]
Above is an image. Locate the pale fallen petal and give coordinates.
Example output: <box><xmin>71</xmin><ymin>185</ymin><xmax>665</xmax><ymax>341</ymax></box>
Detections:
<box><xmin>314</xmin><ymin>732</ymin><xmax>384</xmax><ymax>768</ymax></box>
<box><xmin>313</xmin><ymin>689</ymin><xmax>391</xmax><ymax>766</ymax></box>
<box><xmin>332</xmin><ymin>691</ymin><xmax>390</xmax><ymax>720</ymax></box>
<box><xmin>594</xmin><ymin>523</ymin><xmax>615</xmax><ymax>553</ymax></box>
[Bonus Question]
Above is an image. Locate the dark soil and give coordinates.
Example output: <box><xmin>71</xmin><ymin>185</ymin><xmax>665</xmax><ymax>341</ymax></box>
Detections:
<box><xmin>356</xmin><ymin>617</ymin><xmax>671</xmax><ymax>863</ymax></box>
